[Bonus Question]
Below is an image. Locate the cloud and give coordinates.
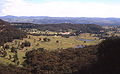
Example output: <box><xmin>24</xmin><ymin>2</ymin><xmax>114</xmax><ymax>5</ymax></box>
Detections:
<box><xmin>1</xmin><ymin>0</ymin><xmax>120</xmax><ymax>17</ymax></box>
<box><xmin>0</xmin><ymin>0</ymin><xmax>24</xmax><ymax>15</ymax></box>
<box><xmin>0</xmin><ymin>0</ymin><xmax>8</xmax><ymax>15</ymax></box>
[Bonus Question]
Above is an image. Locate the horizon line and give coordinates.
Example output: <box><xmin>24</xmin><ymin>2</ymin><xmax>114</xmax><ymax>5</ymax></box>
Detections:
<box><xmin>0</xmin><ymin>15</ymin><xmax>120</xmax><ymax>18</ymax></box>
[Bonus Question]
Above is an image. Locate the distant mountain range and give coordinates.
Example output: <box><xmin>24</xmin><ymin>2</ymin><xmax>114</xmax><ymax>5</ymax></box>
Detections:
<box><xmin>0</xmin><ymin>16</ymin><xmax>120</xmax><ymax>25</ymax></box>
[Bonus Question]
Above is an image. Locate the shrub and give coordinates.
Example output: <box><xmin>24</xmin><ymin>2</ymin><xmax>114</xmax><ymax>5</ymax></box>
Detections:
<box><xmin>43</xmin><ymin>38</ymin><xmax>51</xmax><ymax>42</ymax></box>
<box><xmin>21</xmin><ymin>41</ymin><xmax>31</xmax><ymax>48</ymax></box>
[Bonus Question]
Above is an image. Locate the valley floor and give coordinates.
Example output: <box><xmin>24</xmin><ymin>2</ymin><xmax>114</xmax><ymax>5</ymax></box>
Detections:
<box><xmin>0</xmin><ymin>33</ymin><xmax>102</xmax><ymax>66</ymax></box>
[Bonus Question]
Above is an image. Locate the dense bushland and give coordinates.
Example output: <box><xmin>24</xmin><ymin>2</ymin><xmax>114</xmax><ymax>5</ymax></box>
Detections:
<box><xmin>92</xmin><ymin>37</ymin><xmax>120</xmax><ymax>74</ymax></box>
<box><xmin>23</xmin><ymin>46</ymin><xmax>97</xmax><ymax>74</ymax></box>
<box><xmin>0</xmin><ymin>64</ymin><xmax>31</xmax><ymax>74</ymax></box>
<box><xmin>0</xmin><ymin>19</ymin><xmax>27</xmax><ymax>45</ymax></box>
<box><xmin>13</xmin><ymin>23</ymin><xmax>103</xmax><ymax>33</ymax></box>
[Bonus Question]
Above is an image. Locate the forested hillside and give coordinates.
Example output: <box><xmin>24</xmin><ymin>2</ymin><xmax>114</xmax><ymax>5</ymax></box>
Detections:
<box><xmin>0</xmin><ymin>19</ymin><xmax>26</xmax><ymax>45</ymax></box>
<box><xmin>13</xmin><ymin>23</ymin><xmax>103</xmax><ymax>33</ymax></box>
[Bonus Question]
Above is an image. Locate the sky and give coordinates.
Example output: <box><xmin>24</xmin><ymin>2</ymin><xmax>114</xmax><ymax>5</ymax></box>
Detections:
<box><xmin>0</xmin><ymin>0</ymin><xmax>120</xmax><ymax>17</ymax></box>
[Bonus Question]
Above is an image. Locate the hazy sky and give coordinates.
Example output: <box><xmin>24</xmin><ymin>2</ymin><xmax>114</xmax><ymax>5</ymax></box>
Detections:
<box><xmin>0</xmin><ymin>0</ymin><xmax>120</xmax><ymax>17</ymax></box>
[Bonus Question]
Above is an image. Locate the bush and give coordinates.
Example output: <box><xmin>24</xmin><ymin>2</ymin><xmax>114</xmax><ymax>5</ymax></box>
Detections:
<box><xmin>21</xmin><ymin>41</ymin><xmax>31</xmax><ymax>48</ymax></box>
<box><xmin>3</xmin><ymin>45</ymin><xmax>9</xmax><ymax>49</ymax></box>
<box><xmin>43</xmin><ymin>38</ymin><xmax>51</xmax><ymax>42</ymax></box>
<box><xmin>0</xmin><ymin>50</ymin><xmax>7</xmax><ymax>57</ymax></box>
<box><xmin>37</xmin><ymin>48</ymin><xmax>45</xmax><ymax>52</ymax></box>
<box><xmin>11</xmin><ymin>47</ymin><xmax>17</xmax><ymax>53</ymax></box>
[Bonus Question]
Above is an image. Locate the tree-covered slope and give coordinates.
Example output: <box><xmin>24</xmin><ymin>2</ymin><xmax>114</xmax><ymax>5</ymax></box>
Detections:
<box><xmin>0</xmin><ymin>19</ymin><xmax>26</xmax><ymax>45</ymax></box>
<box><xmin>13</xmin><ymin>23</ymin><xmax>103</xmax><ymax>33</ymax></box>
